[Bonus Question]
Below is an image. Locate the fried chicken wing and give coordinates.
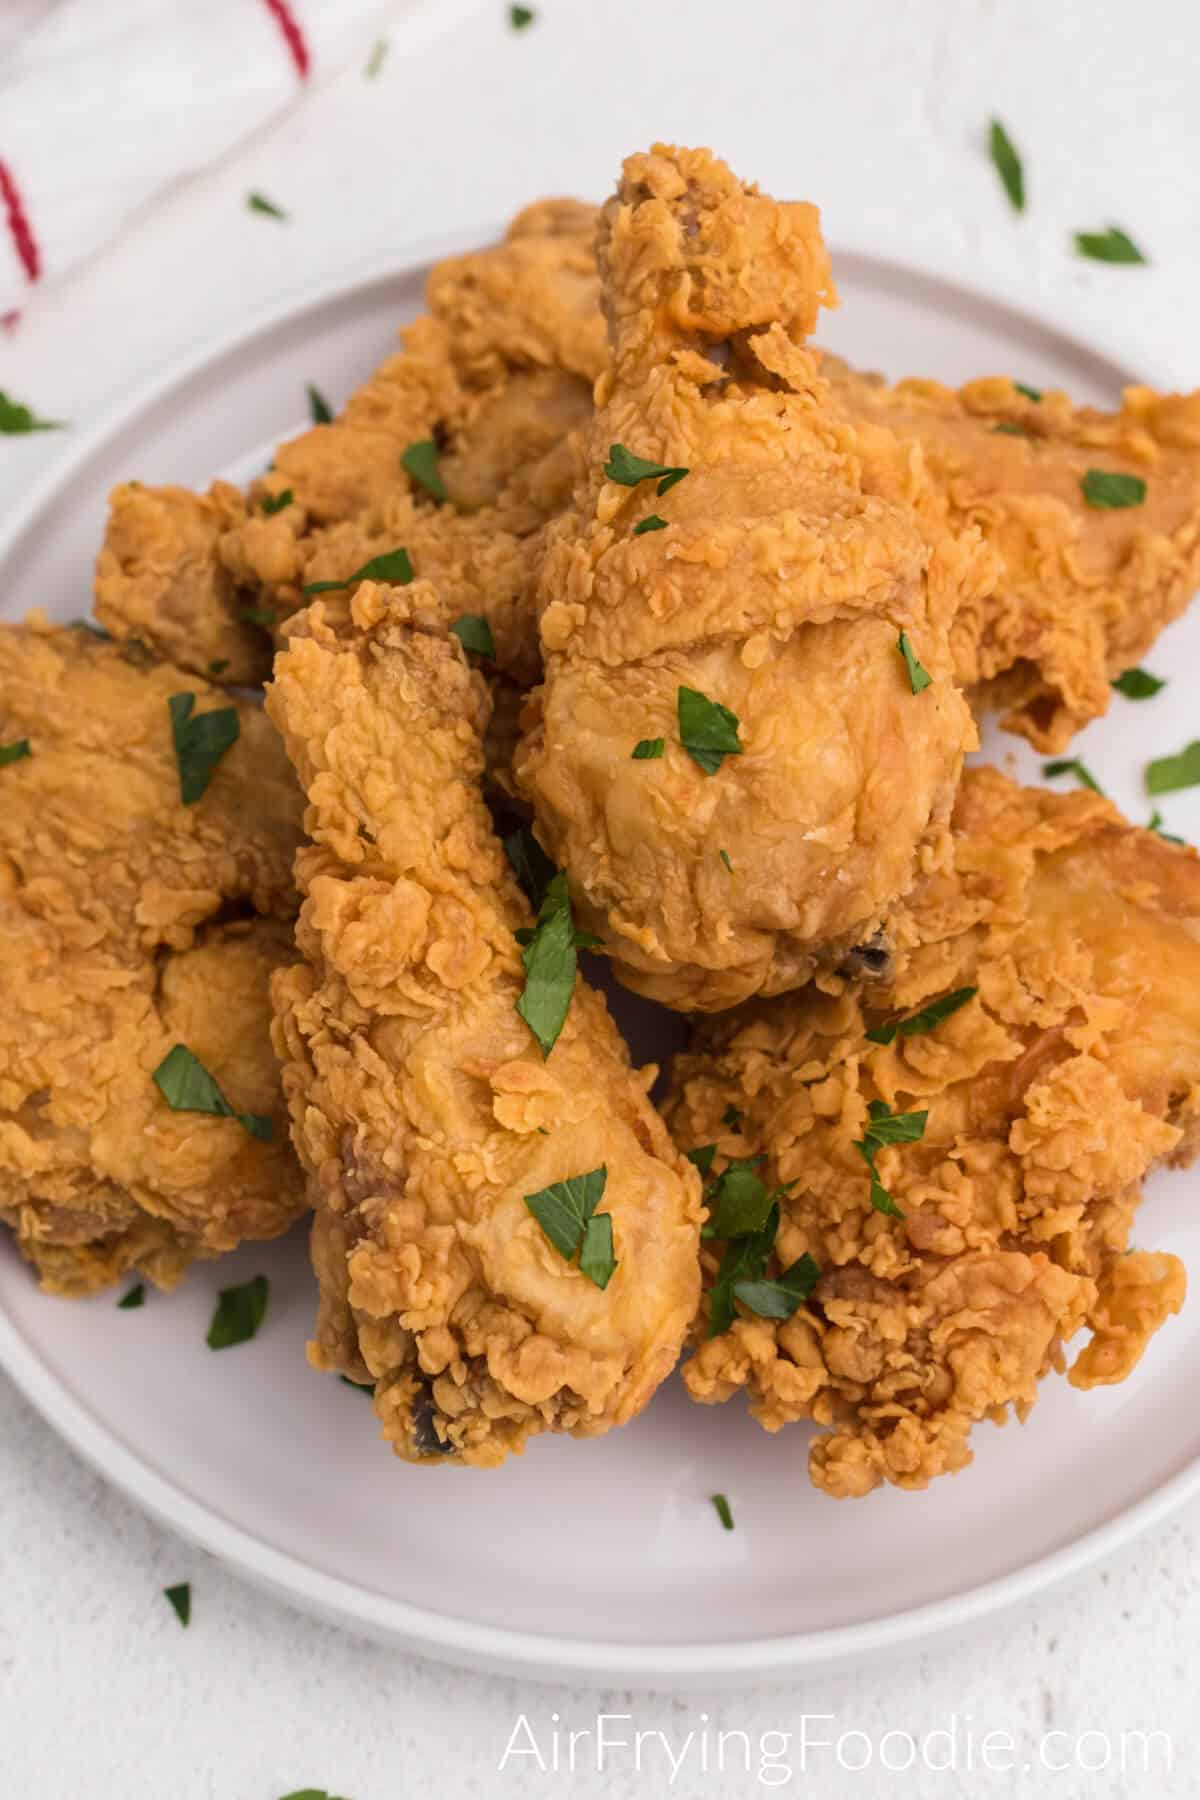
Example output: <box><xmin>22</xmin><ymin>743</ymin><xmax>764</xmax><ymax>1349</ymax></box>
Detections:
<box><xmin>266</xmin><ymin>580</ymin><xmax>701</xmax><ymax>1467</ymax></box>
<box><xmin>0</xmin><ymin>618</ymin><xmax>306</xmax><ymax>1294</ymax></box>
<box><xmin>666</xmin><ymin>767</ymin><xmax>1200</xmax><ymax>1496</ymax></box>
<box><xmin>515</xmin><ymin>146</ymin><xmax>980</xmax><ymax>1012</ymax></box>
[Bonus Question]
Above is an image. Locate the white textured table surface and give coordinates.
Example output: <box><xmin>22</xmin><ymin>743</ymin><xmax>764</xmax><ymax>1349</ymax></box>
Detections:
<box><xmin>3</xmin><ymin>2</ymin><xmax>1200</xmax><ymax>1794</ymax></box>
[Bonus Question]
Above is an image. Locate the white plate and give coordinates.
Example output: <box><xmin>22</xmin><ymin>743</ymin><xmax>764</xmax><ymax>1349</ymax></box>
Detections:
<box><xmin>3</xmin><ymin>235</ymin><xmax>1200</xmax><ymax>1688</ymax></box>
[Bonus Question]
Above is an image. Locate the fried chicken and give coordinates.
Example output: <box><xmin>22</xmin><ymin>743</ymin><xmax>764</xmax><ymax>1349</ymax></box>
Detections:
<box><xmin>95</xmin><ymin>200</ymin><xmax>603</xmax><ymax>688</ymax></box>
<box><xmin>266</xmin><ymin>580</ymin><xmax>701</xmax><ymax>1467</ymax></box>
<box><xmin>515</xmin><ymin>145</ymin><xmax>981</xmax><ymax>1012</ymax></box>
<box><xmin>0</xmin><ymin>618</ymin><xmax>306</xmax><ymax>1294</ymax></box>
<box><xmin>667</xmin><ymin>767</ymin><xmax>1200</xmax><ymax>1496</ymax></box>
<box><xmin>824</xmin><ymin>358</ymin><xmax>1200</xmax><ymax>749</ymax></box>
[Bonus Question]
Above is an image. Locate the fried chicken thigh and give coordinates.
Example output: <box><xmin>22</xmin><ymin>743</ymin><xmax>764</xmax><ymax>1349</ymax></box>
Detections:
<box><xmin>266</xmin><ymin>581</ymin><xmax>701</xmax><ymax>1467</ymax></box>
<box><xmin>516</xmin><ymin>146</ymin><xmax>980</xmax><ymax>1012</ymax></box>
<box><xmin>667</xmin><ymin>767</ymin><xmax>1200</xmax><ymax>1496</ymax></box>
<box><xmin>0</xmin><ymin>618</ymin><xmax>306</xmax><ymax>1294</ymax></box>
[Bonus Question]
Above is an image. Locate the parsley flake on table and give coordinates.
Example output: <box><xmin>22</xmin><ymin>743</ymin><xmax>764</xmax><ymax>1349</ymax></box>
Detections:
<box><xmin>306</xmin><ymin>383</ymin><xmax>334</xmax><ymax>424</ymax></box>
<box><xmin>523</xmin><ymin>1166</ymin><xmax>616</xmax><ymax>1288</ymax></box>
<box><xmin>865</xmin><ymin>986</ymin><xmax>977</xmax><ymax>1046</ymax></box>
<box><xmin>987</xmin><ymin>119</ymin><xmax>1025</xmax><ymax>213</ymax></box>
<box><xmin>261</xmin><ymin>488</ymin><xmax>294</xmax><ymax>516</ymax></box>
<box><xmin>1074</xmin><ymin>226</ymin><xmax>1146</xmax><ymax>265</ymax></box>
<box><xmin>247</xmin><ymin>192</ymin><xmax>288</xmax><ymax>221</ymax></box>
<box><xmin>117</xmin><ymin>1283</ymin><xmax>145</xmax><ymax>1310</ymax></box>
<box><xmin>1148</xmin><ymin>809</ymin><xmax>1186</xmax><ymax>845</ymax></box>
<box><xmin>603</xmin><ymin>443</ymin><xmax>689</xmax><ymax>496</ymax></box>
<box><xmin>633</xmin><ymin>514</ymin><xmax>668</xmax><ymax>535</ymax></box>
<box><xmin>0</xmin><ymin>738</ymin><xmax>31</xmax><ymax>766</ymax></box>
<box><xmin>632</xmin><ymin>737</ymin><xmax>665</xmax><ymax>760</ymax></box>
<box><xmin>1112</xmin><ymin>667</ymin><xmax>1165</xmax><ymax>700</ymax></box>
<box><xmin>1042</xmin><ymin>757</ymin><xmax>1103</xmax><ymax>795</ymax></box>
<box><xmin>163</xmin><ymin>1583</ymin><xmax>191</xmax><ymax>1627</ymax></box>
<box><xmin>366</xmin><ymin>35</ymin><xmax>388</xmax><ymax>77</ymax></box>
<box><xmin>516</xmin><ymin>871</ymin><xmax>589</xmax><ymax>1057</ymax></box>
<box><xmin>897</xmin><ymin>631</ymin><xmax>932</xmax><ymax>694</ymax></box>
<box><xmin>450</xmin><ymin>614</ymin><xmax>495</xmax><ymax>659</ymax></box>
<box><xmin>678</xmin><ymin>685</ymin><xmax>742</xmax><ymax>774</ymax></box>
<box><xmin>153</xmin><ymin>1044</ymin><xmax>273</xmax><ymax>1140</ymax></box>
<box><xmin>1014</xmin><ymin>382</ymin><xmax>1042</xmax><ymax>402</ymax></box>
<box><xmin>401</xmin><ymin>438</ymin><xmax>448</xmax><ymax>502</ymax></box>
<box><xmin>0</xmin><ymin>389</ymin><xmax>65</xmax><ymax>434</ymax></box>
<box><xmin>510</xmin><ymin>3</ymin><xmax>536</xmax><ymax>25</ymax></box>
<box><xmin>1081</xmin><ymin>469</ymin><xmax>1146</xmax><ymax>509</ymax></box>
<box><xmin>1147</xmin><ymin>741</ymin><xmax>1200</xmax><ymax>797</ymax></box>
<box><xmin>167</xmin><ymin>693</ymin><xmax>238</xmax><ymax>804</ymax></box>
<box><xmin>302</xmin><ymin>547</ymin><xmax>413</xmax><ymax>596</ymax></box>
<box><xmin>852</xmin><ymin>1101</ymin><xmax>928</xmax><ymax>1219</ymax></box>
<box><xmin>735</xmin><ymin>1252</ymin><xmax>823</xmax><ymax>1320</ymax></box>
<box><xmin>207</xmin><ymin>1274</ymin><xmax>270</xmax><ymax>1350</ymax></box>
<box><xmin>710</xmin><ymin>1493</ymin><xmax>735</xmax><ymax>1531</ymax></box>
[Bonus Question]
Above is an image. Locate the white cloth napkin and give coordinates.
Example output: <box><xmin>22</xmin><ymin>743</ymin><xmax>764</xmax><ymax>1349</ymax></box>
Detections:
<box><xmin>0</xmin><ymin>0</ymin><xmax>394</xmax><ymax>315</ymax></box>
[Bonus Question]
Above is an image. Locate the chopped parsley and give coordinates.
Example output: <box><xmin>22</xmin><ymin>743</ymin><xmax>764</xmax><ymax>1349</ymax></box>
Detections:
<box><xmin>992</xmin><ymin>421</ymin><xmax>1030</xmax><ymax>437</ymax></box>
<box><xmin>865</xmin><ymin>986</ymin><xmax>977</xmax><ymax>1046</ymax></box>
<box><xmin>206</xmin><ymin>1275</ymin><xmax>270</xmax><ymax>1350</ymax></box>
<box><xmin>401</xmin><ymin>438</ymin><xmax>448</xmax><ymax>502</ymax></box>
<box><xmin>515</xmin><ymin>872</ymin><xmax>590</xmax><ymax>1057</ymax></box>
<box><xmin>734</xmin><ymin>1253</ymin><xmax>822</xmax><ymax>1320</ymax></box>
<box><xmin>633</xmin><ymin>514</ymin><xmax>668</xmax><ymax>535</ymax></box>
<box><xmin>1081</xmin><ymin>469</ymin><xmax>1146</xmax><ymax>509</ymax></box>
<box><xmin>1042</xmin><ymin>757</ymin><xmax>1103</xmax><ymax>795</ymax></box>
<box><xmin>207</xmin><ymin>659</ymin><xmax>230</xmax><ymax>677</ymax></box>
<box><xmin>710</xmin><ymin>1493</ymin><xmax>734</xmax><ymax>1531</ymax></box>
<box><xmin>240</xmin><ymin>607</ymin><xmax>278</xmax><ymax>627</ymax></box>
<box><xmin>632</xmin><ymin>737</ymin><xmax>665</xmax><ymax>760</ymax></box>
<box><xmin>719</xmin><ymin>849</ymin><xmax>733</xmax><ymax>872</ymax></box>
<box><xmin>0</xmin><ymin>389</ymin><xmax>64</xmax><ymax>434</ymax></box>
<box><xmin>163</xmin><ymin>1583</ymin><xmax>191</xmax><ymax>1627</ymax></box>
<box><xmin>1074</xmin><ymin>226</ymin><xmax>1146</xmax><ymax>265</ymax></box>
<box><xmin>702</xmin><ymin>1159</ymin><xmax>775</xmax><ymax>1241</ymax></box>
<box><xmin>853</xmin><ymin>1100</ymin><xmax>928</xmax><ymax>1219</ymax></box>
<box><xmin>503</xmin><ymin>825</ymin><xmax>557</xmax><ymax>912</ymax></box>
<box><xmin>708</xmin><ymin>1200</ymin><xmax>780</xmax><ymax>1337</ymax></box>
<box><xmin>450</xmin><ymin>614</ymin><xmax>495</xmax><ymax>659</ymax></box>
<box><xmin>340</xmin><ymin>1375</ymin><xmax>374</xmax><ymax>1396</ymax></box>
<box><xmin>897</xmin><ymin>632</ymin><xmax>932</xmax><ymax>694</ymax></box>
<box><xmin>1014</xmin><ymin>382</ymin><xmax>1042</xmax><ymax>402</ymax></box>
<box><xmin>722</xmin><ymin>1105</ymin><xmax>742</xmax><ymax>1129</ymax></box>
<box><xmin>0</xmin><ymin>739</ymin><xmax>31</xmax><ymax>766</ymax></box>
<box><xmin>988</xmin><ymin>119</ymin><xmax>1025</xmax><ymax>213</ymax></box>
<box><xmin>247</xmin><ymin>192</ymin><xmax>288</xmax><ymax>221</ymax></box>
<box><xmin>167</xmin><ymin>693</ymin><xmax>239</xmax><ymax>804</ymax></box>
<box><xmin>307</xmin><ymin>383</ymin><xmax>333</xmax><ymax>424</ymax></box>
<box><xmin>153</xmin><ymin>1044</ymin><xmax>273</xmax><ymax>1140</ymax></box>
<box><xmin>1146</xmin><ymin>741</ymin><xmax>1200</xmax><ymax>797</ymax></box>
<box><xmin>510</xmin><ymin>3</ymin><xmax>536</xmax><ymax>25</ymax></box>
<box><xmin>603</xmin><ymin>443</ymin><xmax>689</xmax><ymax>496</ymax></box>
<box><xmin>1112</xmin><ymin>667</ymin><xmax>1165</xmax><ymax>700</ymax></box>
<box><xmin>1148</xmin><ymin>809</ymin><xmax>1185</xmax><ymax>845</ymax></box>
<box><xmin>117</xmin><ymin>1283</ymin><xmax>145</xmax><ymax>1310</ymax></box>
<box><xmin>71</xmin><ymin>618</ymin><xmax>112</xmax><ymax>638</ymax></box>
<box><xmin>678</xmin><ymin>685</ymin><xmax>742</xmax><ymax>774</ymax></box>
<box><xmin>279</xmin><ymin>1791</ymin><xmax>351</xmax><ymax>1800</ymax></box>
<box><xmin>686</xmin><ymin>1143</ymin><xmax>717</xmax><ymax>1178</ymax></box>
<box><xmin>261</xmin><ymin>487</ymin><xmax>294</xmax><ymax>516</ymax></box>
<box><xmin>366</xmin><ymin>36</ymin><xmax>388</xmax><ymax>77</ymax></box>
<box><xmin>302</xmin><ymin>547</ymin><xmax>413</xmax><ymax>596</ymax></box>
<box><xmin>523</xmin><ymin>1166</ymin><xmax>616</xmax><ymax>1288</ymax></box>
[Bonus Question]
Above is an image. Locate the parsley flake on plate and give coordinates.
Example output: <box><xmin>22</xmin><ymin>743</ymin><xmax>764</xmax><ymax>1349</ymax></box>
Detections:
<box><xmin>1112</xmin><ymin>667</ymin><xmax>1165</xmax><ymax>699</ymax></box>
<box><xmin>1042</xmin><ymin>757</ymin><xmax>1103</xmax><ymax>795</ymax></box>
<box><xmin>1147</xmin><ymin>741</ymin><xmax>1200</xmax><ymax>797</ymax></box>
<box><xmin>366</xmin><ymin>35</ymin><xmax>388</xmax><ymax>77</ymax></box>
<box><xmin>279</xmin><ymin>1791</ymin><xmax>352</xmax><ymax>1800</ymax></box>
<box><xmin>207</xmin><ymin>1274</ymin><xmax>270</xmax><ymax>1350</ymax></box>
<box><xmin>515</xmin><ymin>871</ymin><xmax>586</xmax><ymax>1057</ymax></box>
<box><xmin>261</xmin><ymin>487</ymin><xmax>294</xmax><ymax>516</ymax></box>
<box><xmin>897</xmin><ymin>631</ymin><xmax>932</xmax><ymax>694</ymax></box>
<box><xmin>117</xmin><ymin>1283</ymin><xmax>145</xmax><ymax>1311</ymax></box>
<box><xmin>632</xmin><ymin>737</ymin><xmax>665</xmax><ymax>760</ymax></box>
<box><xmin>1148</xmin><ymin>809</ymin><xmax>1186</xmax><ymax>845</ymax></box>
<box><xmin>450</xmin><ymin>614</ymin><xmax>495</xmax><ymax>659</ymax></box>
<box><xmin>401</xmin><ymin>438</ymin><xmax>448</xmax><ymax>502</ymax></box>
<box><xmin>0</xmin><ymin>389</ymin><xmax>65</xmax><ymax>434</ymax></box>
<box><xmin>153</xmin><ymin>1043</ymin><xmax>273</xmax><ymax>1140</ymax></box>
<box><xmin>678</xmin><ymin>685</ymin><xmax>742</xmax><ymax>774</ymax></box>
<box><xmin>633</xmin><ymin>514</ymin><xmax>668</xmax><ymax>535</ymax></box>
<box><xmin>988</xmin><ymin>119</ymin><xmax>1025</xmax><ymax>213</ymax></box>
<box><xmin>1014</xmin><ymin>382</ymin><xmax>1042</xmax><ymax>402</ymax></box>
<box><xmin>710</xmin><ymin>1493</ymin><xmax>734</xmax><ymax>1531</ymax></box>
<box><xmin>303</xmin><ymin>547</ymin><xmax>413</xmax><ymax>596</ymax></box>
<box><xmin>307</xmin><ymin>384</ymin><xmax>333</xmax><ymax>424</ymax></box>
<box><xmin>523</xmin><ymin>1166</ymin><xmax>616</xmax><ymax>1289</ymax></box>
<box><xmin>865</xmin><ymin>985</ymin><xmax>977</xmax><ymax>1046</ymax></box>
<box><xmin>1074</xmin><ymin>226</ymin><xmax>1146</xmax><ymax>265</ymax></box>
<box><xmin>1081</xmin><ymin>469</ymin><xmax>1146</xmax><ymax>509</ymax></box>
<box><xmin>852</xmin><ymin>1101</ymin><xmax>928</xmax><ymax>1219</ymax></box>
<box><xmin>0</xmin><ymin>738</ymin><xmax>31</xmax><ymax>766</ymax></box>
<box><xmin>167</xmin><ymin>693</ymin><xmax>238</xmax><ymax>805</ymax></box>
<box><xmin>510</xmin><ymin>3</ymin><xmax>536</xmax><ymax>25</ymax></box>
<box><xmin>163</xmin><ymin>1583</ymin><xmax>191</xmax><ymax>1627</ymax></box>
<box><xmin>603</xmin><ymin>443</ymin><xmax>689</xmax><ymax>496</ymax></box>
<box><xmin>247</xmin><ymin>192</ymin><xmax>287</xmax><ymax>221</ymax></box>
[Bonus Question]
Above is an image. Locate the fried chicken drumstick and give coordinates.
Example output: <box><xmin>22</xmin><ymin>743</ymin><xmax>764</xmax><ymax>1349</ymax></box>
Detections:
<box><xmin>667</xmin><ymin>767</ymin><xmax>1200</xmax><ymax>1496</ymax></box>
<box><xmin>0</xmin><ymin>618</ymin><xmax>306</xmax><ymax>1294</ymax></box>
<box><xmin>266</xmin><ymin>580</ymin><xmax>701</xmax><ymax>1467</ymax></box>
<box><xmin>516</xmin><ymin>145</ymin><xmax>980</xmax><ymax>1012</ymax></box>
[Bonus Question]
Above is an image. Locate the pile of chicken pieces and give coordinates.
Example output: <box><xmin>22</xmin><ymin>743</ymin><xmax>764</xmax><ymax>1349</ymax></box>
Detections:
<box><xmin>7</xmin><ymin>141</ymin><xmax>1200</xmax><ymax>1499</ymax></box>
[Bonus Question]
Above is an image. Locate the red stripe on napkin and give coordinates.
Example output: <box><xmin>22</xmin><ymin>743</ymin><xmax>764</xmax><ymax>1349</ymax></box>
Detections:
<box><xmin>0</xmin><ymin>162</ymin><xmax>40</xmax><ymax>284</ymax></box>
<box><xmin>260</xmin><ymin>0</ymin><xmax>310</xmax><ymax>79</ymax></box>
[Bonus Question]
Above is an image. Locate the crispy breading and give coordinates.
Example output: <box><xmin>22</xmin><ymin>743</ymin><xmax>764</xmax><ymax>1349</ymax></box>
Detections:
<box><xmin>0</xmin><ymin>618</ymin><xmax>306</xmax><ymax>1294</ymax></box>
<box><xmin>515</xmin><ymin>145</ymin><xmax>981</xmax><ymax>1011</ymax></box>
<box><xmin>666</xmin><ymin>768</ymin><xmax>1198</xmax><ymax>1496</ymax></box>
<box><xmin>266</xmin><ymin>581</ymin><xmax>702</xmax><ymax>1468</ymax></box>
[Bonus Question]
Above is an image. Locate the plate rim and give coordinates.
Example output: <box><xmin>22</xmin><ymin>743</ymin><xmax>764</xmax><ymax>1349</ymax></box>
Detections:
<box><xmin>1</xmin><ymin>229</ymin><xmax>1194</xmax><ymax>1686</ymax></box>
